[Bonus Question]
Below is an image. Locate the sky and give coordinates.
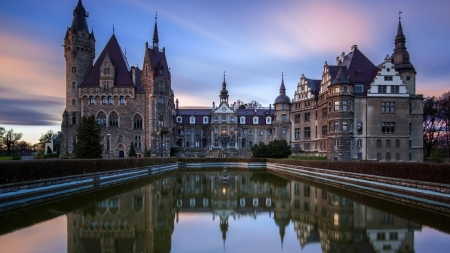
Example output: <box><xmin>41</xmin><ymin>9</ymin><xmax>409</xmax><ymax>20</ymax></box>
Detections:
<box><xmin>0</xmin><ymin>0</ymin><xmax>449</xmax><ymax>144</ymax></box>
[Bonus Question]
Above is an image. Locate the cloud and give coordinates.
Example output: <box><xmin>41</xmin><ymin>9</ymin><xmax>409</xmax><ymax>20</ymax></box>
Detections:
<box><xmin>0</xmin><ymin>96</ymin><xmax>64</xmax><ymax>125</ymax></box>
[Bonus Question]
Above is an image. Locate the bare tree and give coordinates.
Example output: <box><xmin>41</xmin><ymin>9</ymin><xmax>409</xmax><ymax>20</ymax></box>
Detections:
<box><xmin>2</xmin><ymin>128</ymin><xmax>23</xmax><ymax>156</ymax></box>
<box><xmin>423</xmin><ymin>96</ymin><xmax>445</xmax><ymax>158</ymax></box>
<box><xmin>439</xmin><ymin>92</ymin><xmax>450</xmax><ymax>159</ymax></box>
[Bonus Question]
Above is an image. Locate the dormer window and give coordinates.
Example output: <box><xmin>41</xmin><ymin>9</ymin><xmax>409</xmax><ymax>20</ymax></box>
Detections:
<box><xmin>176</xmin><ymin>116</ymin><xmax>182</xmax><ymax>123</ymax></box>
<box><xmin>190</xmin><ymin>116</ymin><xmax>195</xmax><ymax>124</ymax></box>
<box><xmin>240</xmin><ymin>116</ymin><xmax>245</xmax><ymax>124</ymax></box>
<box><xmin>253</xmin><ymin>117</ymin><xmax>259</xmax><ymax>124</ymax></box>
<box><xmin>266</xmin><ymin>117</ymin><xmax>271</xmax><ymax>124</ymax></box>
<box><xmin>203</xmin><ymin>116</ymin><xmax>209</xmax><ymax>124</ymax></box>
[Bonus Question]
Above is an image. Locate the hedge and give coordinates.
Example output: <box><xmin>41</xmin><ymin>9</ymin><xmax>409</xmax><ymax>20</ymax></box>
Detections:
<box><xmin>267</xmin><ymin>159</ymin><xmax>450</xmax><ymax>184</ymax></box>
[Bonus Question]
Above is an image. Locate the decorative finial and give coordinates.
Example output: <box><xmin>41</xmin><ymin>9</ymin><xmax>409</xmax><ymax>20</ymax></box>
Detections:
<box><xmin>223</xmin><ymin>70</ymin><xmax>226</xmax><ymax>79</ymax></box>
<box><xmin>155</xmin><ymin>11</ymin><xmax>158</xmax><ymax>22</ymax></box>
<box><xmin>282</xmin><ymin>72</ymin><xmax>284</xmax><ymax>78</ymax></box>
<box><xmin>113</xmin><ymin>24</ymin><xmax>115</xmax><ymax>34</ymax></box>
<box><xmin>399</xmin><ymin>10</ymin><xmax>402</xmax><ymax>20</ymax></box>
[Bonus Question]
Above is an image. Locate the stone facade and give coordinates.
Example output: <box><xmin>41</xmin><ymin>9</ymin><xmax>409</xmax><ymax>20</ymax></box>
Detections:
<box><xmin>61</xmin><ymin>1</ymin><xmax>422</xmax><ymax>161</ymax></box>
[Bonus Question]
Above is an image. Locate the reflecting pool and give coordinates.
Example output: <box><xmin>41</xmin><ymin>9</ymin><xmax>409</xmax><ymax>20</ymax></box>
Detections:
<box><xmin>1</xmin><ymin>170</ymin><xmax>450</xmax><ymax>253</ymax></box>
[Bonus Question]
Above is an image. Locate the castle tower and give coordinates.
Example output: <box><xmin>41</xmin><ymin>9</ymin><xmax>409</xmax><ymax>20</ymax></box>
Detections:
<box><xmin>273</xmin><ymin>74</ymin><xmax>291</xmax><ymax>142</ymax></box>
<box><xmin>61</xmin><ymin>0</ymin><xmax>95</xmax><ymax>156</ymax></box>
<box><xmin>142</xmin><ymin>15</ymin><xmax>174</xmax><ymax>157</ymax></box>
<box><xmin>392</xmin><ymin>18</ymin><xmax>416</xmax><ymax>95</ymax></box>
<box><xmin>219</xmin><ymin>73</ymin><xmax>229</xmax><ymax>104</ymax></box>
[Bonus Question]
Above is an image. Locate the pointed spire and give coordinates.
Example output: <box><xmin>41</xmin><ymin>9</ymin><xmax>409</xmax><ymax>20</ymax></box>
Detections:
<box><xmin>220</xmin><ymin>70</ymin><xmax>229</xmax><ymax>104</ymax></box>
<box><xmin>152</xmin><ymin>11</ymin><xmax>159</xmax><ymax>48</ymax></box>
<box><xmin>392</xmin><ymin>15</ymin><xmax>415</xmax><ymax>72</ymax></box>
<box><xmin>396</xmin><ymin>19</ymin><xmax>404</xmax><ymax>37</ymax></box>
<box><xmin>279</xmin><ymin>72</ymin><xmax>286</xmax><ymax>95</ymax></box>
<box><xmin>71</xmin><ymin>0</ymin><xmax>89</xmax><ymax>32</ymax></box>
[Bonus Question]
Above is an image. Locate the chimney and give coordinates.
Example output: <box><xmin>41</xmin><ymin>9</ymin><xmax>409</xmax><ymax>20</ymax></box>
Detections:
<box><xmin>341</xmin><ymin>52</ymin><xmax>345</xmax><ymax>62</ymax></box>
<box><xmin>269</xmin><ymin>104</ymin><xmax>272</xmax><ymax>110</ymax></box>
<box><xmin>233</xmin><ymin>102</ymin><xmax>236</xmax><ymax>110</ymax></box>
<box><xmin>131</xmin><ymin>67</ymin><xmax>136</xmax><ymax>86</ymax></box>
<box><xmin>176</xmin><ymin>99</ymin><xmax>179</xmax><ymax>110</ymax></box>
<box><xmin>336</xmin><ymin>56</ymin><xmax>340</xmax><ymax>65</ymax></box>
<box><xmin>351</xmin><ymin>45</ymin><xmax>357</xmax><ymax>51</ymax></box>
<box><xmin>212</xmin><ymin>102</ymin><xmax>215</xmax><ymax>111</ymax></box>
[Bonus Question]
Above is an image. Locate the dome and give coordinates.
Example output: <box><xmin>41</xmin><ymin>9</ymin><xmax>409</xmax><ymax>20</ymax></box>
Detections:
<box><xmin>274</xmin><ymin>94</ymin><xmax>291</xmax><ymax>104</ymax></box>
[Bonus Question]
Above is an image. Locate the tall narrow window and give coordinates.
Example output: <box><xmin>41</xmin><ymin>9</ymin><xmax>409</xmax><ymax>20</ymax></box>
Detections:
<box><xmin>133</xmin><ymin>114</ymin><xmax>142</xmax><ymax>129</ymax></box>
<box><xmin>109</xmin><ymin>112</ymin><xmax>118</xmax><ymax>127</ymax></box>
<box><xmin>108</xmin><ymin>96</ymin><xmax>113</xmax><ymax>104</ymax></box>
<box><xmin>102</xmin><ymin>96</ymin><xmax>107</xmax><ymax>104</ymax></box>
<box><xmin>90</xmin><ymin>96</ymin><xmax>95</xmax><ymax>105</ymax></box>
<box><xmin>72</xmin><ymin>82</ymin><xmax>76</xmax><ymax>89</ymax></box>
<box><xmin>120</xmin><ymin>96</ymin><xmax>125</xmax><ymax>105</ymax></box>
<box><xmin>72</xmin><ymin>112</ymin><xmax>76</xmax><ymax>124</ymax></box>
<box><xmin>342</xmin><ymin>100</ymin><xmax>348</xmax><ymax>111</ymax></box>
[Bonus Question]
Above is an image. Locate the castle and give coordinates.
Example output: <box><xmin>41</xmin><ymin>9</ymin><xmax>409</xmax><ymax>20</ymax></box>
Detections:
<box><xmin>61</xmin><ymin>0</ymin><xmax>423</xmax><ymax>161</ymax></box>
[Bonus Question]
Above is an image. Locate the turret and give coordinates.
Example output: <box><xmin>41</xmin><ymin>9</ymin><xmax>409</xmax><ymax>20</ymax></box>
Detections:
<box><xmin>219</xmin><ymin>72</ymin><xmax>229</xmax><ymax>104</ymax></box>
<box><xmin>392</xmin><ymin>18</ymin><xmax>416</xmax><ymax>95</ymax></box>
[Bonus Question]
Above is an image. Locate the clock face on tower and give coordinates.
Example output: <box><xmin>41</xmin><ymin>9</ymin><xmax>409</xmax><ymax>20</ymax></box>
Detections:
<box><xmin>222</xmin><ymin>107</ymin><xmax>226</xmax><ymax>112</ymax></box>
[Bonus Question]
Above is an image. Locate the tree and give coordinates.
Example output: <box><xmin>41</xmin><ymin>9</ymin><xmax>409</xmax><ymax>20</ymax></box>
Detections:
<box><xmin>46</xmin><ymin>146</ymin><xmax>53</xmax><ymax>154</ymax></box>
<box><xmin>251</xmin><ymin>139</ymin><xmax>291</xmax><ymax>158</ymax></box>
<box><xmin>1</xmin><ymin>128</ymin><xmax>23</xmax><ymax>156</ymax></box>
<box><xmin>423</xmin><ymin>96</ymin><xmax>445</xmax><ymax>158</ymax></box>
<box><xmin>128</xmin><ymin>142</ymin><xmax>137</xmax><ymax>157</ymax></box>
<box><xmin>439</xmin><ymin>92</ymin><xmax>450</xmax><ymax>159</ymax></box>
<box><xmin>75</xmin><ymin>115</ymin><xmax>103</xmax><ymax>159</ymax></box>
<box><xmin>39</xmin><ymin>130</ymin><xmax>55</xmax><ymax>143</ymax></box>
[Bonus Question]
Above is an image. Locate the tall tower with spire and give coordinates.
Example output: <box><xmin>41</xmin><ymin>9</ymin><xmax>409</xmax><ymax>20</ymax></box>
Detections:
<box><xmin>273</xmin><ymin>73</ymin><xmax>291</xmax><ymax>141</ymax></box>
<box><xmin>142</xmin><ymin>14</ymin><xmax>174</xmax><ymax>157</ymax></box>
<box><xmin>219</xmin><ymin>72</ymin><xmax>229</xmax><ymax>104</ymax></box>
<box><xmin>392</xmin><ymin>18</ymin><xmax>416</xmax><ymax>95</ymax></box>
<box><xmin>61</xmin><ymin>0</ymin><xmax>95</xmax><ymax>155</ymax></box>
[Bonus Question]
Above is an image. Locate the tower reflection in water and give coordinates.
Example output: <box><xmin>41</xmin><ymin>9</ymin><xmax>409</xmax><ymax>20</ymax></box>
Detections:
<box><xmin>67</xmin><ymin>171</ymin><xmax>420</xmax><ymax>253</ymax></box>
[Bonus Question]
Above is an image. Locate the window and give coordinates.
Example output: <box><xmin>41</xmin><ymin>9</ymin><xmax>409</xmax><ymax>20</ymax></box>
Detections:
<box><xmin>230</xmin><ymin>127</ymin><xmax>235</xmax><ymax>135</ymax></box>
<box><xmin>185</xmin><ymin>129</ymin><xmax>190</xmax><ymax>136</ymax></box>
<box><xmin>190</xmin><ymin>116</ymin><xmax>195</xmax><ymax>124</ymax></box>
<box><xmin>304</xmin><ymin>143</ymin><xmax>310</xmax><ymax>150</ymax></box>
<box><xmin>377</xmin><ymin>233</ymin><xmax>386</xmax><ymax>240</ymax></box>
<box><xmin>386</xmin><ymin>152</ymin><xmax>391</xmax><ymax>161</ymax></box>
<box><xmin>334</xmin><ymin>101</ymin><xmax>340</xmax><ymax>112</ymax></box>
<box><xmin>389</xmin><ymin>232</ymin><xmax>398</xmax><ymax>241</ymax></box>
<box><xmin>104</xmin><ymin>68</ymin><xmax>110</xmax><ymax>75</ymax></box>
<box><xmin>304</xmin><ymin>112</ymin><xmax>310</xmax><ymax>121</ymax></box>
<box><xmin>109</xmin><ymin>112</ymin><xmax>118</xmax><ymax>127</ymax></box>
<box><xmin>102</xmin><ymin>96</ymin><xmax>107</xmax><ymax>105</ymax></box>
<box><xmin>342</xmin><ymin>100</ymin><xmax>348</xmax><ymax>111</ymax></box>
<box><xmin>97</xmin><ymin>112</ymin><xmax>106</xmax><ymax>126</ymax></box>
<box><xmin>195</xmin><ymin>141</ymin><xmax>200</xmax><ymax>147</ymax></box>
<box><xmin>396</xmin><ymin>153</ymin><xmax>400</xmax><ymax>161</ymax></box>
<box><xmin>133</xmin><ymin>115</ymin><xmax>142</xmax><ymax>129</ymax></box>
<box><xmin>108</xmin><ymin>96</ymin><xmax>113</xmax><ymax>104</ymax></box>
<box><xmin>377</xmin><ymin>139</ymin><xmax>382</xmax><ymax>148</ymax></box>
<box><xmin>322</xmin><ymin>125</ymin><xmax>327</xmax><ymax>136</ymax></box>
<box><xmin>295</xmin><ymin>128</ymin><xmax>301</xmax><ymax>139</ymax></box>
<box><xmin>268</xmin><ymin>128</ymin><xmax>272</xmax><ymax>135</ymax></box>
<box><xmin>377</xmin><ymin>152</ymin><xmax>381</xmax><ymax>160</ymax></box>
<box><xmin>357</xmin><ymin>139</ymin><xmax>362</xmax><ymax>147</ymax></box>
<box><xmin>72</xmin><ymin>82</ymin><xmax>76</xmax><ymax>89</ymax></box>
<box><xmin>72</xmin><ymin>112</ymin><xmax>76</xmax><ymax>124</ymax></box>
<box><xmin>134</xmin><ymin>135</ymin><xmax>141</xmax><ymax>149</ymax></box>
<box><xmin>382</xmin><ymin>122</ymin><xmax>395</xmax><ymax>133</ymax></box>
<box><xmin>230</xmin><ymin>139</ymin><xmax>235</xmax><ymax>147</ymax></box>
<box><xmin>282</xmin><ymin>127</ymin><xmax>287</xmax><ymax>135</ymax></box>
<box><xmin>354</xmin><ymin>85</ymin><xmax>363</xmax><ymax>92</ymax></box>
<box><xmin>395</xmin><ymin>139</ymin><xmax>400</xmax><ymax>148</ymax></box>
<box><xmin>249</xmin><ymin>130</ymin><xmax>253</xmax><ymax>136</ymax></box>
<box><xmin>71</xmin><ymin>66</ymin><xmax>76</xmax><ymax>73</ymax></box>
<box><xmin>381</xmin><ymin>212</ymin><xmax>394</xmax><ymax>224</ymax></box>
<box><xmin>406</xmin><ymin>76</ymin><xmax>411</xmax><ymax>81</ymax></box>
<box><xmin>391</xmin><ymin>85</ymin><xmax>399</xmax><ymax>94</ymax></box>
<box><xmin>90</xmin><ymin>96</ymin><xmax>95</xmax><ymax>105</ymax></box>
<box><xmin>158</xmin><ymin>96</ymin><xmax>165</xmax><ymax>104</ymax></box>
<box><xmin>384</xmin><ymin>76</ymin><xmax>393</xmax><ymax>81</ymax></box>
<box><xmin>222</xmin><ymin>127</ymin><xmax>227</xmax><ymax>135</ymax></box>
<box><xmin>357</xmin><ymin>122</ymin><xmax>363</xmax><ymax>134</ymax></box>
<box><xmin>72</xmin><ymin>99</ymin><xmax>76</xmax><ymax>105</ymax></box>
<box><xmin>222</xmin><ymin>116</ymin><xmax>227</xmax><ymax>122</ymax></box>
<box><xmin>266</xmin><ymin>117</ymin><xmax>271</xmax><ymax>124</ymax></box>
<box><xmin>342</xmin><ymin>121</ymin><xmax>348</xmax><ymax>131</ymax></box>
<box><xmin>343</xmin><ymin>86</ymin><xmax>348</xmax><ymax>92</ymax></box>
<box><xmin>282</xmin><ymin>104</ymin><xmax>287</xmax><ymax>110</ymax></box>
<box><xmin>240</xmin><ymin>116</ymin><xmax>245</xmax><ymax>124</ymax></box>
<box><xmin>409</xmin><ymin>123</ymin><xmax>412</xmax><ymax>135</ymax></box>
<box><xmin>214</xmin><ymin>127</ymin><xmax>219</xmax><ymax>135</ymax></box>
<box><xmin>281</xmin><ymin>114</ymin><xmax>286</xmax><ymax>122</ymax></box>
<box><xmin>378</xmin><ymin>85</ymin><xmax>387</xmax><ymax>93</ymax></box>
<box><xmin>295</xmin><ymin>114</ymin><xmax>300</xmax><ymax>123</ymax></box>
<box><xmin>120</xmin><ymin>96</ymin><xmax>125</xmax><ymax>105</ymax></box>
<box><xmin>358</xmin><ymin>152</ymin><xmax>362</xmax><ymax>160</ymax></box>
<box><xmin>159</xmin><ymin>83</ymin><xmax>164</xmax><ymax>91</ymax></box>
<box><xmin>186</xmin><ymin>141</ymin><xmax>190</xmax><ymax>147</ymax></box>
<box><xmin>381</xmin><ymin>102</ymin><xmax>395</xmax><ymax>113</ymax></box>
<box><xmin>230</xmin><ymin>116</ymin><xmax>234</xmax><ymax>123</ymax></box>
<box><xmin>386</xmin><ymin>139</ymin><xmax>391</xmax><ymax>148</ymax></box>
<box><xmin>322</xmin><ymin>108</ymin><xmax>327</xmax><ymax>118</ymax></box>
<box><xmin>253</xmin><ymin>117</ymin><xmax>258</xmax><ymax>124</ymax></box>
<box><xmin>315</xmin><ymin>125</ymin><xmax>318</xmax><ymax>138</ymax></box>
<box><xmin>333</xmin><ymin>121</ymin><xmax>339</xmax><ymax>132</ymax></box>
<box><xmin>304</xmin><ymin>127</ymin><xmax>311</xmax><ymax>138</ymax></box>
<box><xmin>203</xmin><ymin>117</ymin><xmax>208</xmax><ymax>124</ymax></box>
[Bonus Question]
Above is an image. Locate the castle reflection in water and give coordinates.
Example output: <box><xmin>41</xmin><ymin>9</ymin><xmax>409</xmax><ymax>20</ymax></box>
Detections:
<box><xmin>67</xmin><ymin>171</ymin><xmax>420</xmax><ymax>253</ymax></box>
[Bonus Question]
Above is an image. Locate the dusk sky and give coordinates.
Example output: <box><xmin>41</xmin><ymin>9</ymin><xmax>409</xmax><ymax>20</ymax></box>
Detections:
<box><xmin>1</xmin><ymin>0</ymin><xmax>449</xmax><ymax>143</ymax></box>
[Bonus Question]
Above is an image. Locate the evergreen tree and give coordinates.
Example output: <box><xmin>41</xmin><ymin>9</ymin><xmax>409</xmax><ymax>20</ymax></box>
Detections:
<box><xmin>129</xmin><ymin>142</ymin><xmax>137</xmax><ymax>157</ymax></box>
<box><xmin>251</xmin><ymin>139</ymin><xmax>291</xmax><ymax>158</ymax></box>
<box><xmin>46</xmin><ymin>146</ymin><xmax>52</xmax><ymax>154</ymax></box>
<box><xmin>75</xmin><ymin>115</ymin><xmax>103</xmax><ymax>159</ymax></box>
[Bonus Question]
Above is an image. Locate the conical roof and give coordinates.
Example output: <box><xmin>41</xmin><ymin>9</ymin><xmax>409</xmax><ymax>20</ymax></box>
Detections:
<box><xmin>71</xmin><ymin>0</ymin><xmax>89</xmax><ymax>33</ymax></box>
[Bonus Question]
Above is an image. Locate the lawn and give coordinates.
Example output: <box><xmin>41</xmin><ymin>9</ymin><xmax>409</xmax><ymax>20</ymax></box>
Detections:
<box><xmin>0</xmin><ymin>156</ymin><xmax>12</xmax><ymax>161</ymax></box>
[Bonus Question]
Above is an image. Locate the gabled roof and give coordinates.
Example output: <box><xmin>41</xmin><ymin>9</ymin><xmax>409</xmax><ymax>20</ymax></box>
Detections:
<box><xmin>145</xmin><ymin>47</ymin><xmax>171</xmax><ymax>80</ymax></box>
<box><xmin>81</xmin><ymin>34</ymin><xmax>134</xmax><ymax>87</ymax></box>
<box><xmin>305</xmin><ymin>78</ymin><xmax>321</xmax><ymax>95</ymax></box>
<box><xmin>339</xmin><ymin>47</ymin><xmax>376</xmax><ymax>83</ymax></box>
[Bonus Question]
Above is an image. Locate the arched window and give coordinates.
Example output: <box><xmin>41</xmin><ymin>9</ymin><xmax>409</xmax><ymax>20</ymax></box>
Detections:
<box><xmin>109</xmin><ymin>111</ymin><xmax>118</xmax><ymax>127</ymax></box>
<box><xmin>97</xmin><ymin>111</ymin><xmax>106</xmax><ymax>126</ymax></box>
<box><xmin>133</xmin><ymin>114</ymin><xmax>142</xmax><ymax>129</ymax></box>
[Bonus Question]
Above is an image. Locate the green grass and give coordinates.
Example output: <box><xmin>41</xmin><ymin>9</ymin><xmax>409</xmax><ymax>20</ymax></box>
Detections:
<box><xmin>0</xmin><ymin>156</ymin><xmax>12</xmax><ymax>161</ymax></box>
<box><xmin>288</xmin><ymin>156</ymin><xmax>327</xmax><ymax>161</ymax></box>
